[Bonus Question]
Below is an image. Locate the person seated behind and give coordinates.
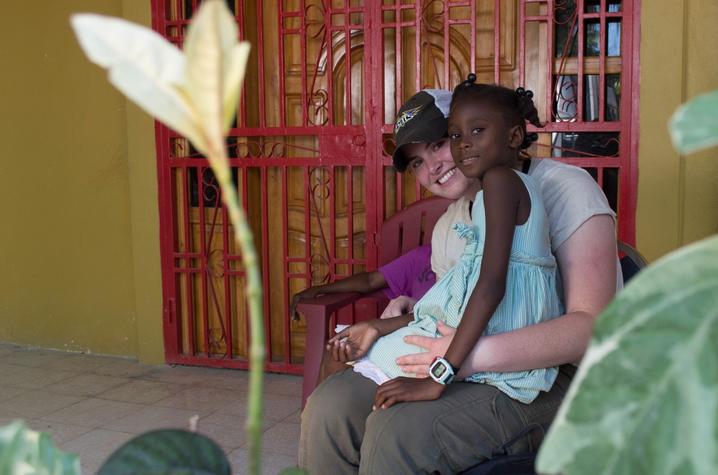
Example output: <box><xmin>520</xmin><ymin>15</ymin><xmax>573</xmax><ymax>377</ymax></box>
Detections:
<box><xmin>290</xmin><ymin>244</ymin><xmax>434</xmax><ymax>321</ymax></box>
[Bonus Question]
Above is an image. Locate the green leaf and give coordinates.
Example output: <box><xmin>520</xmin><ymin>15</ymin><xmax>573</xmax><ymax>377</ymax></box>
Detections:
<box><xmin>536</xmin><ymin>235</ymin><xmax>718</xmax><ymax>475</ymax></box>
<box><xmin>0</xmin><ymin>420</ymin><xmax>81</xmax><ymax>475</ymax></box>
<box><xmin>97</xmin><ymin>429</ymin><xmax>230</xmax><ymax>475</ymax></box>
<box><xmin>669</xmin><ymin>90</ymin><xmax>718</xmax><ymax>154</ymax></box>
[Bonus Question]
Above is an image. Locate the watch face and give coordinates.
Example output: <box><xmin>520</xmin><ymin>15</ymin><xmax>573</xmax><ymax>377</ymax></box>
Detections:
<box><xmin>431</xmin><ymin>361</ymin><xmax>447</xmax><ymax>378</ymax></box>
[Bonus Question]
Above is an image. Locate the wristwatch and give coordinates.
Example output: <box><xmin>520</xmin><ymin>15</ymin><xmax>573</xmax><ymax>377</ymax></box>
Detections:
<box><xmin>428</xmin><ymin>356</ymin><xmax>457</xmax><ymax>385</ymax></box>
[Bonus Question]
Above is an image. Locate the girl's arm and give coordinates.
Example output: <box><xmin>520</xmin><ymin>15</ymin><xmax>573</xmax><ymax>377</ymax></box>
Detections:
<box><xmin>441</xmin><ymin>166</ymin><xmax>523</xmax><ymax>371</ymax></box>
<box><xmin>374</xmin><ymin>167</ymin><xmax>523</xmax><ymax>408</ymax></box>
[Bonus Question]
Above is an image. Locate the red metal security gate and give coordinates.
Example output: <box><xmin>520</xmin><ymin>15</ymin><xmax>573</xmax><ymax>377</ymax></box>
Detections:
<box><xmin>151</xmin><ymin>0</ymin><xmax>639</xmax><ymax>373</ymax></box>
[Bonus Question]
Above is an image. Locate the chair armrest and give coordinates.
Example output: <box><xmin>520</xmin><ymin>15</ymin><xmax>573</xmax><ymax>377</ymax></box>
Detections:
<box><xmin>298</xmin><ymin>291</ymin><xmax>390</xmax><ymax>408</ymax></box>
<box><xmin>298</xmin><ymin>292</ymin><xmax>362</xmax><ymax>409</ymax></box>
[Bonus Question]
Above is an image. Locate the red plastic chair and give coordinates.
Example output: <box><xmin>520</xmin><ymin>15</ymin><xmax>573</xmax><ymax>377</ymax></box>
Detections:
<box><xmin>298</xmin><ymin>196</ymin><xmax>452</xmax><ymax>407</ymax></box>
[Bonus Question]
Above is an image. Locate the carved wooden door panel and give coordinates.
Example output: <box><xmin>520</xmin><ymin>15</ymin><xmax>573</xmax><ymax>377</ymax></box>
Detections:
<box><xmin>152</xmin><ymin>0</ymin><xmax>638</xmax><ymax>373</ymax></box>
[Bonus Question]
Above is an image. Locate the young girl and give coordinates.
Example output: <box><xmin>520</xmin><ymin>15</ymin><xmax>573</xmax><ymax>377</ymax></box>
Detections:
<box><xmin>328</xmin><ymin>75</ymin><xmax>562</xmax><ymax>406</ymax></box>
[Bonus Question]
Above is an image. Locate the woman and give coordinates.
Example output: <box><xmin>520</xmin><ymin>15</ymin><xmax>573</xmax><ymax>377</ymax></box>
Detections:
<box><xmin>299</xmin><ymin>88</ymin><xmax>618</xmax><ymax>474</ymax></box>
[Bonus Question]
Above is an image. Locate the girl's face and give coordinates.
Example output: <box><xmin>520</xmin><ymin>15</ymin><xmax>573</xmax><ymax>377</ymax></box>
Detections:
<box><xmin>403</xmin><ymin>139</ymin><xmax>480</xmax><ymax>200</ymax></box>
<box><xmin>447</xmin><ymin>99</ymin><xmax>523</xmax><ymax>180</ymax></box>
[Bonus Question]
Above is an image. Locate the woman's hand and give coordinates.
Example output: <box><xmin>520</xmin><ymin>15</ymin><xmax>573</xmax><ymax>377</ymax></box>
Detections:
<box><xmin>379</xmin><ymin>296</ymin><xmax>417</xmax><ymax>319</ymax></box>
<box><xmin>373</xmin><ymin>377</ymin><xmax>445</xmax><ymax>409</ymax></box>
<box><xmin>396</xmin><ymin>321</ymin><xmax>456</xmax><ymax>376</ymax></box>
<box><xmin>327</xmin><ymin>320</ymin><xmax>382</xmax><ymax>363</ymax></box>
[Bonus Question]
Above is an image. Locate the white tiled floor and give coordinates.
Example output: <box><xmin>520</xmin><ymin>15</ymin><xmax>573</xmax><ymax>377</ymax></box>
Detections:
<box><xmin>0</xmin><ymin>342</ymin><xmax>301</xmax><ymax>474</ymax></box>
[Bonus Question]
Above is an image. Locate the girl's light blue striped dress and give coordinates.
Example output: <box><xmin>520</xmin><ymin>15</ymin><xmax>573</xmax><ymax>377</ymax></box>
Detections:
<box><xmin>367</xmin><ymin>171</ymin><xmax>562</xmax><ymax>404</ymax></box>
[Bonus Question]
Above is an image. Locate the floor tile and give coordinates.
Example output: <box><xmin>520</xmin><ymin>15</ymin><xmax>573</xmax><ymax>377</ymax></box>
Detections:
<box><xmin>0</xmin><ymin>345</ymin><xmax>305</xmax><ymax>475</ymax></box>
<box><xmin>1</xmin><ymin>391</ymin><xmax>83</xmax><ymax>419</ymax></box>
<box><xmin>195</xmin><ymin>368</ymin><xmax>251</xmax><ymax>391</ymax></box>
<box><xmin>199</xmin><ymin>410</ymin><xmax>277</xmax><ymax>446</ymax></box>
<box><xmin>196</xmin><ymin>421</ymin><xmax>247</xmax><ymax>452</ymax></box>
<box><xmin>102</xmin><ymin>405</ymin><xmax>199</xmax><ymax>434</ymax></box>
<box><xmin>43</xmin><ymin>398</ymin><xmax>144</xmax><ymax>427</ymax></box>
<box><xmin>1</xmin><ymin>367</ymin><xmax>79</xmax><ymax>389</ymax></box>
<box><xmin>42</xmin><ymin>353</ymin><xmax>119</xmax><ymax>373</ymax></box>
<box><xmin>0</xmin><ymin>362</ymin><xmax>25</xmax><ymax>378</ymax></box>
<box><xmin>200</xmin><ymin>411</ymin><xmax>249</xmax><ymax>430</ymax></box>
<box><xmin>60</xmin><ymin>429</ymin><xmax>135</xmax><ymax>475</ymax></box>
<box><xmin>97</xmin><ymin>379</ymin><xmax>184</xmax><ymax>405</ymax></box>
<box><xmin>154</xmin><ymin>387</ymin><xmax>243</xmax><ymax>415</ymax></box>
<box><xmin>0</xmin><ymin>386</ymin><xmax>28</xmax><ymax>403</ymax></box>
<box><xmin>220</xmin><ymin>393</ymin><xmax>301</xmax><ymax>422</ymax></box>
<box><xmin>227</xmin><ymin>448</ymin><xmax>298</xmax><ymax>475</ymax></box>
<box><xmin>281</xmin><ymin>410</ymin><xmax>301</xmax><ymax>425</ymax></box>
<box><xmin>256</xmin><ymin>422</ymin><xmax>301</xmax><ymax>457</ymax></box>
<box><xmin>0</xmin><ymin>349</ymin><xmax>68</xmax><ymax>368</ymax></box>
<box><xmin>140</xmin><ymin>365</ymin><xmax>217</xmax><ymax>385</ymax></box>
<box><xmin>91</xmin><ymin>359</ymin><xmax>156</xmax><ymax>378</ymax></box>
<box><xmin>0</xmin><ymin>407</ymin><xmax>22</xmax><ymax>419</ymax></box>
<box><xmin>263</xmin><ymin>374</ymin><xmax>303</xmax><ymax>397</ymax></box>
<box><xmin>25</xmin><ymin>419</ymin><xmax>93</xmax><ymax>445</ymax></box>
<box><xmin>43</xmin><ymin>373</ymin><xmax>127</xmax><ymax>397</ymax></box>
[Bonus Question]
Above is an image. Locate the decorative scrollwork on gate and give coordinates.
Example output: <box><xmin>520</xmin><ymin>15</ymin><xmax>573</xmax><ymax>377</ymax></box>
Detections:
<box><xmin>305</xmin><ymin>2</ymin><xmax>327</xmax><ymax>40</ymax></box>
<box><xmin>421</xmin><ymin>0</ymin><xmax>446</xmax><ymax>33</ymax></box>
<box><xmin>308</xmin><ymin>89</ymin><xmax>330</xmax><ymax>126</ymax></box>
<box><xmin>201</xmin><ymin>170</ymin><xmax>222</xmax><ymax>208</ymax></box>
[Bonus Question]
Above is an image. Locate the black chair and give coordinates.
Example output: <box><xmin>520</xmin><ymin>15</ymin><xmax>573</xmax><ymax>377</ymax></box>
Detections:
<box><xmin>461</xmin><ymin>240</ymin><xmax>648</xmax><ymax>475</ymax></box>
<box><xmin>618</xmin><ymin>240</ymin><xmax>648</xmax><ymax>284</ymax></box>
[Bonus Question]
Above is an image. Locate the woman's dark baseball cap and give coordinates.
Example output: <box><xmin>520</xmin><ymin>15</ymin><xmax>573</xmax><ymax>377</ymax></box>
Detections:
<box><xmin>392</xmin><ymin>89</ymin><xmax>452</xmax><ymax>172</ymax></box>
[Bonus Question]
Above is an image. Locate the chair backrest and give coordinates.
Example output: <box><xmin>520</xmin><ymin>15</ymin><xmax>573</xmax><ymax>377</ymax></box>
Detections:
<box><xmin>618</xmin><ymin>240</ymin><xmax>648</xmax><ymax>284</ymax></box>
<box><xmin>377</xmin><ymin>196</ymin><xmax>453</xmax><ymax>266</ymax></box>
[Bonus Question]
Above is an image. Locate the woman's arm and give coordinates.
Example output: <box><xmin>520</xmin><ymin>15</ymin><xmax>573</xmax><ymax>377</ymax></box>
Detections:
<box><xmin>396</xmin><ymin>214</ymin><xmax>617</xmax><ymax>376</ymax></box>
<box><xmin>467</xmin><ymin>213</ymin><xmax>617</xmax><ymax>372</ymax></box>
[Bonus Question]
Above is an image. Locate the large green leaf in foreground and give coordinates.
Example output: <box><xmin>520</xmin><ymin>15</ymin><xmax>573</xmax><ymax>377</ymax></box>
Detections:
<box><xmin>0</xmin><ymin>420</ymin><xmax>80</xmax><ymax>475</ymax></box>
<box><xmin>98</xmin><ymin>429</ymin><xmax>229</xmax><ymax>475</ymax></box>
<box><xmin>537</xmin><ymin>235</ymin><xmax>718</xmax><ymax>475</ymax></box>
<box><xmin>669</xmin><ymin>90</ymin><xmax>718</xmax><ymax>154</ymax></box>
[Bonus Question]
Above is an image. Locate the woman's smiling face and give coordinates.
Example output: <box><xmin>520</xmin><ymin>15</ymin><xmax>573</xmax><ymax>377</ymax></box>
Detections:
<box><xmin>402</xmin><ymin>139</ymin><xmax>480</xmax><ymax>200</ymax></box>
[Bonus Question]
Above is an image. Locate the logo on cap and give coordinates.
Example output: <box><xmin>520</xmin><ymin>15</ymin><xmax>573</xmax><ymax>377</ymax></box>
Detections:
<box><xmin>394</xmin><ymin>105</ymin><xmax>423</xmax><ymax>134</ymax></box>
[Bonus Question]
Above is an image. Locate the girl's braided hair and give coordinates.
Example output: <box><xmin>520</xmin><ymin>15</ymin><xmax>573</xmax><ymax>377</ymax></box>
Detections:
<box><xmin>451</xmin><ymin>73</ymin><xmax>543</xmax><ymax>149</ymax></box>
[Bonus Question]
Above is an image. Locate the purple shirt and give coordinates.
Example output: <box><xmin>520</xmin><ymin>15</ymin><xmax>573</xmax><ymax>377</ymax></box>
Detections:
<box><xmin>378</xmin><ymin>245</ymin><xmax>436</xmax><ymax>300</ymax></box>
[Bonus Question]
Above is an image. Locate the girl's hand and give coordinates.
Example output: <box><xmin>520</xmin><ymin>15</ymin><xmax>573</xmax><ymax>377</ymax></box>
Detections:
<box><xmin>379</xmin><ymin>296</ymin><xmax>417</xmax><ymax>319</ymax></box>
<box><xmin>373</xmin><ymin>377</ymin><xmax>445</xmax><ymax>410</ymax></box>
<box><xmin>395</xmin><ymin>321</ymin><xmax>456</xmax><ymax>376</ymax></box>
<box><xmin>326</xmin><ymin>320</ymin><xmax>381</xmax><ymax>363</ymax></box>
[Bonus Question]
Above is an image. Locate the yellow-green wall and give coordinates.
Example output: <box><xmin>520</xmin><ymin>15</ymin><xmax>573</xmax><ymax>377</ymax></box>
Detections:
<box><xmin>637</xmin><ymin>0</ymin><xmax>718</xmax><ymax>260</ymax></box>
<box><xmin>0</xmin><ymin>0</ymin><xmax>162</xmax><ymax>362</ymax></box>
<box><xmin>122</xmin><ymin>0</ymin><xmax>164</xmax><ymax>363</ymax></box>
<box><xmin>0</xmin><ymin>1</ymin><xmax>716</xmax><ymax>361</ymax></box>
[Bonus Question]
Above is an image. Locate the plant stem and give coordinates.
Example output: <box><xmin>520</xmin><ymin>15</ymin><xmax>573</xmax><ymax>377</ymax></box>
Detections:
<box><xmin>212</xmin><ymin>154</ymin><xmax>264</xmax><ymax>475</ymax></box>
